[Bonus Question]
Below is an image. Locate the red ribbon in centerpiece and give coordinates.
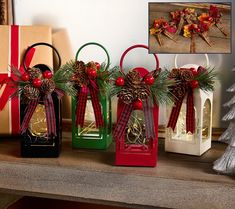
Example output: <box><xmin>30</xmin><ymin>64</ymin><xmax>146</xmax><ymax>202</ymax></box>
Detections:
<box><xmin>113</xmin><ymin>103</ymin><xmax>133</xmax><ymax>139</ymax></box>
<box><xmin>74</xmin><ymin>61</ymin><xmax>104</xmax><ymax>128</ymax></box>
<box><xmin>167</xmin><ymin>91</ymin><xmax>195</xmax><ymax>133</ymax></box>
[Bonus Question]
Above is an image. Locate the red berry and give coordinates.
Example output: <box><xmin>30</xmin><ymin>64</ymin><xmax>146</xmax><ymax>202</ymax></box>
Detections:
<box><xmin>21</xmin><ymin>73</ymin><xmax>30</xmax><ymax>81</ymax></box>
<box><xmin>190</xmin><ymin>67</ymin><xmax>198</xmax><ymax>76</ymax></box>
<box><xmin>87</xmin><ymin>68</ymin><xmax>97</xmax><ymax>77</ymax></box>
<box><xmin>144</xmin><ymin>75</ymin><xmax>155</xmax><ymax>85</ymax></box>
<box><xmin>95</xmin><ymin>62</ymin><xmax>101</xmax><ymax>70</ymax></box>
<box><xmin>115</xmin><ymin>77</ymin><xmax>125</xmax><ymax>86</ymax></box>
<box><xmin>133</xmin><ymin>99</ymin><xmax>143</xmax><ymax>110</ymax></box>
<box><xmin>32</xmin><ymin>78</ymin><xmax>42</xmax><ymax>88</ymax></box>
<box><xmin>43</xmin><ymin>70</ymin><xmax>53</xmax><ymax>79</ymax></box>
<box><xmin>190</xmin><ymin>80</ymin><xmax>199</xmax><ymax>89</ymax></box>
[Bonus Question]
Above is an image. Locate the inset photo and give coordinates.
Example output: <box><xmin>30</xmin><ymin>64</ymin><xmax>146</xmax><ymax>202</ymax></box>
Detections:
<box><xmin>149</xmin><ymin>2</ymin><xmax>231</xmax><ymax>53</ymax></box>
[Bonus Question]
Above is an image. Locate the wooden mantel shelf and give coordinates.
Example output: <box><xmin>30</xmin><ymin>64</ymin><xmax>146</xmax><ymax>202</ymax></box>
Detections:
<box><xmin>0</xmin><ymin>133</ymin><xmax>234</xmax><ymax>209</ymax></box>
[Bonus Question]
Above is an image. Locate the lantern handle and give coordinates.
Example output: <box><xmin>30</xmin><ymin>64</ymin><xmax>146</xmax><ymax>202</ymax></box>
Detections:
<box><xmin>174</xmin><ymin>54</ymin><xmax>209</xmax><ymax>68</ymax></box>
<box><xmin>75</xmin><ymin>42</ymin><xmax>110</xmax><ymax>71</ymax></box>
<box><xmin>119</xmin><ymin>44</ymin><xmax>159</xmax><ymax>72</ymax></box>
<box><xmin>23</xmin><ymin>42</ymin><xmax>61</xmax><ymax>71</ymax></box>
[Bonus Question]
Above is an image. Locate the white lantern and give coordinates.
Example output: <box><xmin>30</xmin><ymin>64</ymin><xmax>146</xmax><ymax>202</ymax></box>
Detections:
<box><xmin>165</xmin><ymin>54</ymin><xmax>213</xmax><ymax>156</ymax></box>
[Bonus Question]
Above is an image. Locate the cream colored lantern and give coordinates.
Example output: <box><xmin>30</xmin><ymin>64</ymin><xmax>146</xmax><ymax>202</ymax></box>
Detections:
<box><xmin>165</xmin><ymin>54</ymin><xmax>213</xmax><ymax>156</ymax></box>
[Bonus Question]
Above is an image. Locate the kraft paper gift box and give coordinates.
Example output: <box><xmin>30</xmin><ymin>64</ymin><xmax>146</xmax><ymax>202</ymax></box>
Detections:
<box><xmin>0</xmin><ymin>25</ymin><xmax>52</xmax><ymax>135</ymax></box>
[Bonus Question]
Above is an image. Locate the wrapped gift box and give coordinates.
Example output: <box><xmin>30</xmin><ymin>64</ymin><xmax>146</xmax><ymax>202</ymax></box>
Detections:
<box><xmin>0</xmin><ymin>25</ymin><xmax>52</xmax><ymax>135</ymax></box>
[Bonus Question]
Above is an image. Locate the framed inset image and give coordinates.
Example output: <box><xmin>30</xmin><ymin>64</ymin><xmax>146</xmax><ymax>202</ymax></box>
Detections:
<box><xmin>149</xmin><ymin>2</ymin><xmax>231</xmax><ymax>53</ymax></box>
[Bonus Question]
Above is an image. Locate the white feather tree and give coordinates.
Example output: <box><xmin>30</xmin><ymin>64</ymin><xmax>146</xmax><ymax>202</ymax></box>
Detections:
<box><xmin>213</xmin><ymin>78</ymin><xmax>235</xmax><ymax>175</ymax></box>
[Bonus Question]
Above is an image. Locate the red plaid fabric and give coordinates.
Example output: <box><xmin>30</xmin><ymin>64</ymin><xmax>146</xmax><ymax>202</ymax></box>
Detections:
<box><xmin>90</xmin><ymin>86</ymin><xmax>104</xmax><ymax>128</ymax></box>
<box><xmin>143</xmin><ymin>99</ymin><xmax>156</xmax><ymax>139</ymax></box>
<box><xmin>167</xmin><ymin>96</ymin><xmax>184</xmax><ymax>131</ymax></box>
<box><xmin>76</xmin><ymin>87</ymin><xmax>88</xmax><ymax>127</ymax></box>
<box><xmin>44</xmin><ymin>94</ymin><xmax>56</xmax><ymax>136</ymax></box>
<box><xmin>186</xmin><ymin>89</ymin><xmax>195</xmax><ymax>133</ymax></box>
<box><xmin>21</xmin><ymin>98</ymin><xmax>39</xmax><ymax>134</ymax></box>
<box><xmin>113</xmin><ymin>103</ymin><xmax>133</xmax><ymax>140</ymax></box>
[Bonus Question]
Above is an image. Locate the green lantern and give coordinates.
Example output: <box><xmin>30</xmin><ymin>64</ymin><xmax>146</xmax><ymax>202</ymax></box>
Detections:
<box><xmin>71</xmin><ymin>42</ymin><xmax>112</xmax><ymax>149</ymax></box>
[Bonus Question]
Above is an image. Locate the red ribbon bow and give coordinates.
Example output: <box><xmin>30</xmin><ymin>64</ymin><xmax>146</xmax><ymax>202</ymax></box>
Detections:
<box><xmin>21</xmin><ymin>88</ymin><xmax>64</xmax><ymax>137</ymax></box>
<box><xmin>167</xmin><ymin>83</ymin><xmax>195</xmax><ymax>134</ymax></box>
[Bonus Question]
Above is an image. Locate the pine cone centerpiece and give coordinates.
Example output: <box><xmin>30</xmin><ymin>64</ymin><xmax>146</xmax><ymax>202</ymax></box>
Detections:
<box><xmin>117</xmin><ymin>70</ymin><xmax>151</xmax><ymax>103</ymax></box>
<box><xmin>126</xmin><ymin>71</ymin><xmax>142</xmax><ymax>87</ymax></box>
<box><xmin>73</xmin><ymin>61</ymin><xmax>89</xmax><ymax>87</ymax></box>
<box><xmin>28</xmin><ymin>68</ymin><xmax>42</xmax><ymax>79</ymax></box>
<box><xmin>40</xmin><ymin>79</ymin><xmax>56</xmax><ymax>94</ymax></box>
<box><xmin>23</xmin><ymin>84</ymin><xmax>40</xmax><ymax>100</ymax></box>
<box><xmin>119</xmin><ymin>87</ymin><xmax>134</xmax><ymax>104</ymax></box>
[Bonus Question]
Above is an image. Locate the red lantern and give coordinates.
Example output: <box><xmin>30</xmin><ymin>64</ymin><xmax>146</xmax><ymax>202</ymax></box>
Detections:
<box><xmin>115</xmin><ymin>44</ymin><xmax>159</xmax><ymax>167</ymax></box>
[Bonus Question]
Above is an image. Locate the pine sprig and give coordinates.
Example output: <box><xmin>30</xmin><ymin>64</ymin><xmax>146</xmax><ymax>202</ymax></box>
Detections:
<box><xmin>150</xmin><ymin>69</ymin><xmax>175</xmax><ymax>105</ymax></box>
<box><xmin>109</xmin><ymin>66</ymin><xmax>124</xmax><ymax>97</ymax></box>
<box><xmin>194</xmin><ymin>67</ymin><xmax>217</xmax><ymax>92</ymax></box>
<box><xmin>97</xmin><ymin>62</ymin><xmax>111</xmax><ymax>97</ymax></box>
<box><xmin>53</xmin><ymin>61</ymin><xmax>77</xmax><ymax>97</ymax></box>
<box><xmin>110</xmin><ymin>67</ymin><xmax>174</xmax><ymax>105</ymax></box>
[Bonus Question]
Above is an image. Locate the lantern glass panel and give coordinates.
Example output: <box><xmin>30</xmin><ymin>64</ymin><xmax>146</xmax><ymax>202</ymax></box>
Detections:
<box><xmin>124</xmin><ymin>110</ymin><xmax>150</xmax><ymax>150</ymax></box>
<box><xmin>202</xmin><ymin>99</ymin><xmax>211</xmax><ymax>141</ymax></box>
<box><xmin>77</xmin><ymin>99</ymin><xmax>100</xmax><ymax>138</ymax></box>
<box><xmin>169</xmin><ymin>102</ymin><xmax>197</xmax><ymax>142</ymax></box>
<box><xmin>29</xmin><ymin>104</ymin><xmax>47</xmax><ymax>138</ymax></box>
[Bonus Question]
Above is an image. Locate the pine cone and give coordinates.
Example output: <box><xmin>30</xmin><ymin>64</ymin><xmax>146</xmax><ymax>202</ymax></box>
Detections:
<box><xmin>23</xmin><ymin>84</ymin><xmax>40</xmax><ymax>100</ymax></box>
<box><xmin>73</xmin><ymin>61</ymin><xmax>89</xmax><ymax>87</ymax></box>
<box><xmin>74</xmin><ymin>61</ymin><xmax>85</xmax><ymax>73</ymax></box>
<box><xmin>180</xmin><ymin>69</ymin><xmax>193</xmax><ymax>82</ymax></box>
<box><xmin>86</xmin><ymin>61</ymin><xmax>97</xmax><ymax>70</ymax></box>
<box><xmin>169</xmin><ymin>68</ymin><xmax>180</xmax><ymax>79</ymax></box>
<box><xmin>118</xmin><ymin>87</ymin><xmax>134</xmax><ymax>104</ymax></box>
<box><xmin>135</xmin><ymin>86</ymin><xmax>150</xmax><ymax>101</ymax></box>
<box><xmin>40</xmin><ymin>79</ymin><xmax>55</xmax><ymax>94</ymax></box>
<box><xmin>27</xmin><ymin>67</ymin><xmax>42</xmax><ymax>79</ymax></box>
<box><xmin>126</xmin><ymin>70</ymin><xmax>142</xmax><ymax>86</ymax></box>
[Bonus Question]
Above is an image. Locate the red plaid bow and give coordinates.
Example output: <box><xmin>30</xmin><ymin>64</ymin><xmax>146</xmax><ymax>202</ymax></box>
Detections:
<box><xmin>167</xmin><ymin>88</ymin><xmax>195</xmax><ymax>133</ymax></box>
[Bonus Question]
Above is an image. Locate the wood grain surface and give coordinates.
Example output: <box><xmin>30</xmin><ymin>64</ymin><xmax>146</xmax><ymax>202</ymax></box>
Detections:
<box><xmin>0</xmin><ymin>133</ymin><xmax>234</xmax><ymax>209</ymax></box>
